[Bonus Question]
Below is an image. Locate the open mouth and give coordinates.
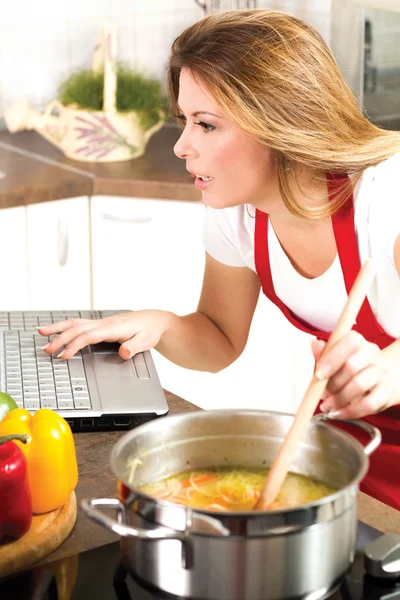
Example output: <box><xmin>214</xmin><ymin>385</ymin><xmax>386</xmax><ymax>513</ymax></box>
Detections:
<box><xmin>195</xmin><ymin>174</ymin><xmax>213</xmax><ymax>182</ymax></box>
<box><xmin>194</xmin><ymin>175</ymin><xmax>214</xmax><ymax>190</ymax></box>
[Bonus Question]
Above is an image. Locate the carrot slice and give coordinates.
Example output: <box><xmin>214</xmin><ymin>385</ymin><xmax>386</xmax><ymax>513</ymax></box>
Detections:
<box><xmin>191</xmin><ymin>473</ymin><xmax>217</xmax><ymax>486</ymax></box>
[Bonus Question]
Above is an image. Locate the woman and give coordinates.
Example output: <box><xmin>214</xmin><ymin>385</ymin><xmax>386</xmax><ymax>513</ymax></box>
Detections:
<box><xmin>39</xmin><ymin>10</ymin><xmax>400</xmax><ymax>509</ymax></box>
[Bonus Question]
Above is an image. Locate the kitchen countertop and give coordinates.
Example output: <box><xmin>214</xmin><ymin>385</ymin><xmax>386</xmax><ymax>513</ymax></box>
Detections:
<box><xmin>0</xmin><ymin>125</ymin><xmax>201</xmax><ymax>209</ymax></box>
<box><xmin>36</xmin><ymin>390</ymin><xmax>400</xmax><ymax>568</ymax></box>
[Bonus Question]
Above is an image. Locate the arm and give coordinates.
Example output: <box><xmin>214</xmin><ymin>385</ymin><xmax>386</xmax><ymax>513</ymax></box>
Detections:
<box><xmin>39</xmin><ymin>253</ymin><xmax>261</xmax><ymax>373</ymax></box>
<box><xmin>156</xmin><ymin>253</ymin><xmax>261</xmax><ymax>372</ymax></box>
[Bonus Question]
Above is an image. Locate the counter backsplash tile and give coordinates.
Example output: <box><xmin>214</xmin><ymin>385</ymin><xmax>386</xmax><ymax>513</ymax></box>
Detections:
<box><xmin>65</xmin><ymin>0</ymin><xmax>134</xmax><ymax>21</ymax></box>
<box><xmin>0</xmin><ymin>22</ymin><xmax>70</xmax><ymax>109</ymax></box>
<box><xmin>67</xmin><ymin>18</ymin><xmax>136</xmax><ymax>74</ymax></box>
<box><xmin>0</xmin><ymin>0</ymin><xmax>68</xmax><ymax>26</ymax></box>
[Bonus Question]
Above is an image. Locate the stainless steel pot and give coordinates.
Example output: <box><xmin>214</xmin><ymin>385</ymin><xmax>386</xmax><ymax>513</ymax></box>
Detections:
<box><xmin>81</xmin><ymin>410</ymin><xmax>381</xmax><ymax>600</ymax></box>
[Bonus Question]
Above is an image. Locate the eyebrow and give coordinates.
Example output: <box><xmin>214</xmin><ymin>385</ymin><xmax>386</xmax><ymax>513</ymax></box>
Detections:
<box><xmin>176</xmin><ymin>105</ymin><xmax>221</xmax><ymax>119</ymax></box>
<box><xmin>192</xmin><ymin>111</ymin><xmax>221</xmax><ymax>118</ymax></box>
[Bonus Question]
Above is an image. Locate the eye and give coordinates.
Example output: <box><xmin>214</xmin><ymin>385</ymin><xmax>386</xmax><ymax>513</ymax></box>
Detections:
<box><xmin>193</xmin><ymin>121</ymin><xmax>216</xmax><ymax>133</ymax></box>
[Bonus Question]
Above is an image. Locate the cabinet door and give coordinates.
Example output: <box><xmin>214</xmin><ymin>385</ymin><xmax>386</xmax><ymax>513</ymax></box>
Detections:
<box><xmin>91</xmin><ymin>197</ymin><xmax>205</xmax><ymax>313</ymax></box>
<box><xmin>26</xmin><ymin>197</ymin><xmax>91</xmax><ymax>310</ymax></box>
<box><xmin>0</xmin><ymin>206</ymin><xmax>29</xmax><ymax>310</ymax></box>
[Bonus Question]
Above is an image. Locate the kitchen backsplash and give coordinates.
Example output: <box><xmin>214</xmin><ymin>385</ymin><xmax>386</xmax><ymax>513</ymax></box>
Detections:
<box><xmin>0</xmin><ymin>0</ymin><xmax>332</xmax><ymax>117</ymax></box>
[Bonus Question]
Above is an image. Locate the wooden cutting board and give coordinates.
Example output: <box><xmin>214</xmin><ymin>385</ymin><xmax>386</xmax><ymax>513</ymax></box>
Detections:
<box><xmin>0</xmin><ymin>492</ymin><xmax>77</xmax><ymax>578</ymax></box>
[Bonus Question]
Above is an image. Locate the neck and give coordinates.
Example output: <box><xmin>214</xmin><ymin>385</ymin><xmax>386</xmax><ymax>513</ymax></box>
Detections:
<box><xmin>253</xmin><ymin>169</ymin><xmax>329</xmax><ymax>228</ymax></box>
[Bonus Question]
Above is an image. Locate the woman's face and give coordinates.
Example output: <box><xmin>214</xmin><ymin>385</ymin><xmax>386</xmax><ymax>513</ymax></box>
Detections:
<box><xmin>174</xmin><ymin>68</ymin><xmax>277</xmax><ymax>210</ymax></box>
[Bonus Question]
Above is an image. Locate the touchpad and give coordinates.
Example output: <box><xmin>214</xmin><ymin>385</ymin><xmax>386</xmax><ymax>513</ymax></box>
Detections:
<box><xmin>93</xmin><ymin>353</ymin><xmax>136</xmax><ymax>377</ymax></box>
<box><xmin>89</xmin><ymin>341</ymin><xmax>121</xmax><ymax>353</ymax></box>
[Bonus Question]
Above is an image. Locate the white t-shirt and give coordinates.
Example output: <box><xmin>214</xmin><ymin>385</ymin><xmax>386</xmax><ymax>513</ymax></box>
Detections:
<box><xmin>203</xmin><ymin>153</ymin><xmax>400</xmax><ymax>338</ymax></box>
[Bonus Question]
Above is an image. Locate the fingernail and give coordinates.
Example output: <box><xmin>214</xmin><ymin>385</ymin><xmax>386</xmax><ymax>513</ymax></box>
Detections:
<box><xmin>56</xmin><ymin>351</ymin><xmax>64</xmax><ymax>358</ymax></box>
<box><xmin>320</xmin><ymin>402</ymin><xmax>329</xmax><ymax>413</ymax></box>
<box><xmin>42</xmin><ymin>343</ymin><xmax>50</xmax><ymax>350</ymax></box>
<box><xmin>36</xmin><ymin>326</ymin><xmax>42</xmax><ymax>330</ymax></box>
<box><xmin>315</xmin><ymin>364</ymin><xmax>332</xmax><ymax>380</ymax></box>
<box><xmin>124</xmin><ymin>349</ymin><xmax>132</xmax><ymax>359</ymax></box>
<box><xmin>328</xmin><ymin>410</ymin><xmax>342</xmax><ymax>419</ymax></box>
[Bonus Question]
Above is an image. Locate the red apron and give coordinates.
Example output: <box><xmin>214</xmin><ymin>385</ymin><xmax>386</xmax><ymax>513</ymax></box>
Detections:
<box><xmin>254</xmin><ymin>173</ymin><xmax>400</xmax><ymax>510</ymax></box>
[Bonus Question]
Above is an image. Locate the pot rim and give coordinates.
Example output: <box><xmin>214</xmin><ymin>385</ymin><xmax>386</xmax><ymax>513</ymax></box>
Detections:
<box><xmin>110</xmin><ymin>409</ymin><xmax>371</xmax><ymax>517</ymax></box>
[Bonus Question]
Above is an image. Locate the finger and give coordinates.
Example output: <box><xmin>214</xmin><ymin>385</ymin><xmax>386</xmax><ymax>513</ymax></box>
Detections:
<box><xmin>326</xmin><ymin>344</ymin><xmax>382</xmax><ymax>395</ymax></box>
<box><xmin>323</xmin><ymin>365</ymin><xmax>383</xmax><ymax>409</ymax></box>
<box><xmin>59</xmin><ymin>326</ymin><xmax>113</xmax><ymax>359</ymax></box>
<box><xmin>119</xmin><ymin>330</ymin><xmax>160</xmax><ymax>360</ymax></box>
<box><xmin>43</xmin><ymin>322</ymin><xmax>97</xmax><ymax>355</ymax></box>
<box><xmin>315</xmin><ymin>330</ymin><xmax>366</xmax><ymax>380</ymax></box>
<box><xmin>327</xmin><ymin>385</ymin><xmax>390</xmax><ymax>420</ymax></box>
<box><xmin>38</xmin><ymin>318</ymin><xmax>87</xmax><ymax>336</ymax></box>
<box><xmin>311</xmin><ymin>338</ymin><xmax>326</xmax><ymax>362</ymax></box>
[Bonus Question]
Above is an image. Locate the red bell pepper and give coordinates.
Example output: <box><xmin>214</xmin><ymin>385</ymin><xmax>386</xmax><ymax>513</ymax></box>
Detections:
<box><xmin>0</xmin><ymin>434</ymin><xmax>32</xmax><ymax>540</ymax></box>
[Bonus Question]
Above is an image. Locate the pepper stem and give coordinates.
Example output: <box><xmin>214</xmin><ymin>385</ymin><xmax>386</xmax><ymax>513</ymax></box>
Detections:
<box><xmin>0</xmin><ymin>434</ymin><xmax>30</xmax><ymax>445</ymax></box>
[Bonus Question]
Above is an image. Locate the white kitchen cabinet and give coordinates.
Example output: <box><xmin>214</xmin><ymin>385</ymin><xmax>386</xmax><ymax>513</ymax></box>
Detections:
<box><xmin>91</xmin><ymin>196</ymin><xmax>205</xmax><ymax>313</ymax></box>
<box><xmin>26</xmin><ymin>197</ymin><xmax>91</xmax><ymax>310</ymax></box>
<box><xmin>0</xmin><ymin>205</ymin><xmax>29</xmax><ymax>310</ymax></box>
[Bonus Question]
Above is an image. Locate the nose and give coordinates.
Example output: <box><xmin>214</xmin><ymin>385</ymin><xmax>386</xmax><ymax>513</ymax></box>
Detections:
<box><xmin>173</xmin><ymin>127</ymin><xmax>199</xmax><ymax>160</ymax></box>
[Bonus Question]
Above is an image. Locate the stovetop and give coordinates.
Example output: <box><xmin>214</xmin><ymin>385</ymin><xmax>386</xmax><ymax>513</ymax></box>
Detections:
<box><xmin>1</xmin><ymin>521</ymin><xmax>400</xmax><ymax>600</ymax></box>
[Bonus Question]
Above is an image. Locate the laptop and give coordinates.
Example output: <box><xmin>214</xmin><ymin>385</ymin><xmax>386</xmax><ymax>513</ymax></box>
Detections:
<box><xmin>0</xmin><ymin>310</ymin><xmax>169</xmax><ymax>432</ymax></box>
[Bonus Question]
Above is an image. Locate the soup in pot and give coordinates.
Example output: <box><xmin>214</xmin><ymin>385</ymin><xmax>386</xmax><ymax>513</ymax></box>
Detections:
<box><xmin>140</xmin><ymin>467</ymin><xmax>336</xmax><ymax>511</ymax></box>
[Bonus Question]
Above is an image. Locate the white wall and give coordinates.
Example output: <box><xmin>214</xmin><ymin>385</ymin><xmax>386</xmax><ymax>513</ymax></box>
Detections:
<box><xmin>0</xmin><ymin>0</ymin><xmax>332</xmax><ymax>116</ymax></box>
<box><xmin>0</xmin><ymin>0</ymin><xmax>203</xmax><ymax>115</ymax></box>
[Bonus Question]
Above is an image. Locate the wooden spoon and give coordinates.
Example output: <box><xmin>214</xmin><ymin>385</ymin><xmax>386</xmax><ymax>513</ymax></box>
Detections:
<box><xmin>254</xmin><ymin>258</ymin><xmax>375</xmax><ymax>511</ymax></box>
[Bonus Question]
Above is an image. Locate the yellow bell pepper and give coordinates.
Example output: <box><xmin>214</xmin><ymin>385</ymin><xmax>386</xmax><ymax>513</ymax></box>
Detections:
<box><xmin>0</xmin><ymin>408</ymin><xmax>78</xmax><ymax>514</ymax></box>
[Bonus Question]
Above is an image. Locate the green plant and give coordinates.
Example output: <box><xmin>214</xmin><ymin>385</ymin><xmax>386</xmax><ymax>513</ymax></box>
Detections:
<box><xmin>58</xmin><ymin>63</ymin><xmax>169</xmax><ymax>129</ymax></box>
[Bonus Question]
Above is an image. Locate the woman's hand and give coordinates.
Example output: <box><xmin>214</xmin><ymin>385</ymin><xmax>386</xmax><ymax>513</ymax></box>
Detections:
<box><xmin>37</xmin><ymin>310</ymin><xmax>175</xmax><ymax>360</ymax></box>
<box><xmin>311</xmin><ymin>331</ymin><xmax>400</xmax><ymax>419</ymax></box>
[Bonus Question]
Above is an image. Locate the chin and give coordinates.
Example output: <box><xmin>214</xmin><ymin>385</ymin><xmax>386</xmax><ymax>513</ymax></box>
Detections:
<box><xmin>202</xmin><ymin>192</ymin><xmax>245</xmax><ymax>210</ymax></box>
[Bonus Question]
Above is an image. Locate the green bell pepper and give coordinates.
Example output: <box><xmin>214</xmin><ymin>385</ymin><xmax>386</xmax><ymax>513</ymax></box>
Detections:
<box><xmin>0</xmin><ymin>392</ymin><xmax>18</xmax><ymax>423</ymax></box>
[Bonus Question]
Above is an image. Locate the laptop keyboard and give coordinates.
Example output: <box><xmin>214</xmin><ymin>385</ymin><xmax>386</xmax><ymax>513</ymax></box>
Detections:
<box><xmin>0</xmin><ymin>311</ymin><xmax>105</xmax><ymax>411</ymax></box>
<box><xmin>2</xmin><ymin>330</ymin><xmax>91</xmax><ymax>411</ymax></box>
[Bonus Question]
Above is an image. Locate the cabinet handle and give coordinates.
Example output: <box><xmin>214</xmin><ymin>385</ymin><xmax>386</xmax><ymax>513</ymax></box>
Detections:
<box><xmin>57</xmin><ymin>218</ymin><xmax>69</xmax><ymax>267</ymax></box>
<box><xmin>102</xmin><ymin>213</ymin><xmax>152</xmax><ymax>224</ymax></box>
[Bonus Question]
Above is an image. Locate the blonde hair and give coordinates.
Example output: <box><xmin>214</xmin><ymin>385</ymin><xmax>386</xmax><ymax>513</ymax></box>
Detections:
<box><xmin>167</xmin><ymin>9</ymin><xmax>400</xmax><ymax>219</ymax></box>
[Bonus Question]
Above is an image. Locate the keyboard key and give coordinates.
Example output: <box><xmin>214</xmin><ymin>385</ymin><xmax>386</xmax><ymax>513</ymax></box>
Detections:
<box><xmin>56</xmin><ymin>392</ymin><xmax>73</xmax><ymax>400</ymax></box>
<box><xmin>57</xmin><ymin>400</ymin><xmax>74</xmax><ymax>410</ymax></box>
<box><xmin>72</xmin><ymin>385</ymin><xmax>88</xmax><ymax>393</ymax></box>
<box><xmin>23</xmin><ymin>388</ymin><xmax>40</xmax><ymax>396</ymax></box>
<box><xmin>41</xmin><ymin>399</ymin><xmax>57</xmax><ymax>409</ymax></box>
<box><xmin>25</xmin><ymin>400</ymin><xmax>40</xmax><ymax>411</ymax></box>
<box><xmin>39</xmin><ymin>392</ymin><xmax>57</xmax><ymax>401</ymax></box>
<box><xmin>7</xmin><ymin>388</ymin><xmax>22</xmax><ymax>396</ymax></box>
<box><xmin>68</xmin><ymin>358</ymin><xmax>86</xmax><ymax>379</ymax></box>
<box><xmin>55</xmin><ymin>385</ymin><xmax>72</xmax><ymax>393</ymax></box>
<box><xmin>74</xmin><ymin>398</ymin><xmax>92</xmax><ymax>409</ymax></box>
<box><xmin>6</xmin><ymin>377</ymin><xmax>23</xmax><ymax>386</ymax></box>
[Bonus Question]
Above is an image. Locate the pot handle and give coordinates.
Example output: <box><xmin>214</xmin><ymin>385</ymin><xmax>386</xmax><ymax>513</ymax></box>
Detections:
<box><xmin>80</xmin><ymin>497</ymin><xmax>189</xmax><ymax>541</ymax></box>
<box><xmin>81</xmin><ymin>498</ymin><xmax>193</xmax><ymax>569</ymax></box>
<box><xmin>312</xmin><ymin>414</ymin><xmax>382</xmax><ymax>456</ymax></box>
